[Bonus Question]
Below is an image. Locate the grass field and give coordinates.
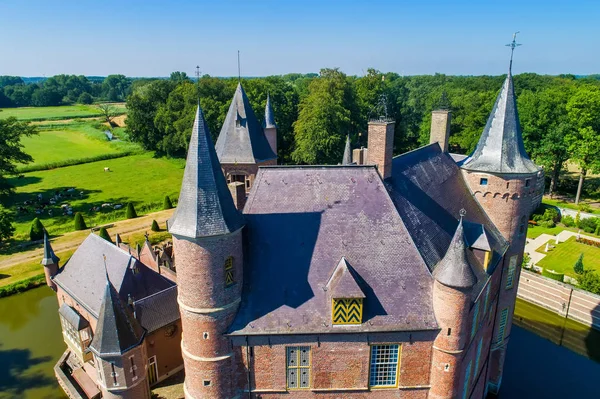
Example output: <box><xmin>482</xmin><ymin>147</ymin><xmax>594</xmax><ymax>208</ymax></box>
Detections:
<box><xmin>0</xmin><ymin>103</ymin><xmax>126</xmax><ymax>121</ymax></box>
<box><xmin>527</xmin><ymin>224</ymin><xmax>566</xmax><ymax>239</ymax></box>
<box><xmin>8</xmin><ymin>153</ymin><xmax>185</xmax><ymax>240</ymax></box>
<box><xmin>536</xmin><ymin>236</ymin><xmax>600</xmax><ymax>277</ymax></box>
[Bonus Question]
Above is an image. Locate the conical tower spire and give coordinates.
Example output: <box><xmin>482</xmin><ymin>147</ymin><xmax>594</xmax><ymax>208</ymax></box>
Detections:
<box><xmin>41</xmin><ymin>231</ymin><xmax>59</xmax><ymax>266</ymax></box>
<box><xmin>263</xmin><ymin>94</ymin><xmax>276</xmax><ymax>129</ymax></box>
<box><xmin>433</xmin><ymin>215</ymin><xmax>477</xmax><ymax>289</ymax></box>
<box><xmin>342</xmin><ymin>135</ymin><xmax>352</xmax><ymax>165</ymax></box>
<box><xmin>168</xmin><ymin>104</ymin><xmax>244</xmax><ymax>238</ymax></box>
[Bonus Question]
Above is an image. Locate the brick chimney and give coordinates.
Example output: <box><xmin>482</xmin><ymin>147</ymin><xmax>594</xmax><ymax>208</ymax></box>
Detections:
<box><xmin>367</xmin><ymin>119</ymin><xmax>395</xmax><ymax>180</ymax></box>
<box><xmin>228</xmin><ymin>181</ymin><xmax>246</xmax><ymax>210</ymax></box>
<box><xmin>429</xmin><ymin>110</ymin><xmax>451</xmax><ymax>152</ymax></box>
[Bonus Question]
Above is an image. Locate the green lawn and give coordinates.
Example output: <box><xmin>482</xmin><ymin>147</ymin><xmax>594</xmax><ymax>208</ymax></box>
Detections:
<box><xmin>527</xmin><ymin>224</ymin><xmax>566</xmax><ymax>239</ymax></box>
<box><xmin>8</xmin><ymin>153</ymin><xmax>185</xmax><ymax>240</ymax></box>
<box><xmin>543</xmin><ymin>198</ymin><xmax>599</xmax><ymax>215</ymax></box>
<box><xmin>536</xmin><ymin>236</ymin><xmax>600</xmax><ymax>277</ymax></box>
<box><xmin>0</xmin><ymin>103</ymin><xmax>126</xmax><ymax>121</ymax></box>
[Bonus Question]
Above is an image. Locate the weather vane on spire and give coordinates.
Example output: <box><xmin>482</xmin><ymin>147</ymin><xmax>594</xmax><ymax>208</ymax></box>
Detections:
<box><xmin>195</xmin><ymin>65</ymin><xmax>201</xmax><ymax>100</ymax></box>
<box><xmin>505</xmin><ymin>31</ymin><xmax>522</xmax><ymax>72</ymax></box>
<box><xmin>237</xmin><ymin>50</ymin><xmax>241</xmax><ymax>83</ymax></box>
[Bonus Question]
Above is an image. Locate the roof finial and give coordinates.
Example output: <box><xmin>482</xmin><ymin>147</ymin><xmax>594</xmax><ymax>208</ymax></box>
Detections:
<box><xmin>237</xmin><ymin>50</ymin><xmax>241</xmax><ymax>83</ymax></box>
<box><xmin>195</xmin><ymin>65</ymin><xmax>201</xmax><ymax>102</ymax></box>
<box><xmin>459</xmin><ymin>208</ymin><xmax>467</xmax><ymax>221</ymax></box>
<box><xmin>505</xmin><ymin>31</ymin><xmax>522</xmax><ymax>73</ymax></box>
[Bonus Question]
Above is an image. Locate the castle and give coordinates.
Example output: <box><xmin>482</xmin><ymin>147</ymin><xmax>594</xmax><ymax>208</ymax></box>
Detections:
<box><xmin>47</xmin><ymin>59</ymin><xmax>543</xmax><ymax>399</ymax></box>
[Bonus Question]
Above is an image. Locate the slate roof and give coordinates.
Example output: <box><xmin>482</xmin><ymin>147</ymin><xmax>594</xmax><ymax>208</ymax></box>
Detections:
<box><xmin>433</xmin><ymin>218</ymin><xmax>477</xmax><ymax>289</ymax></box>
<box><xmin>461</xmin><ymin>71</ymin><xmax>540</xmax><ymax>175</ymax></box>
<box><xmin>59</xmin><ymin>303</ymin><xmax>89</xmax><ymax>330</ymax></box>
<box><xmin>326</xmin><ymin>258</ymin><xmax>366</xmax><ymax>299</ymax></box>
<box><xmin>41</xmin><ymin>232</ymin><xmax>59</xmax><ymax>266</ymax></box>
<box><xmin>168</xmin><ymin>104</ymin><xmax>245</xmax><ymax>238</ymax></box>
<box><xmin>229</xmin><ymin>166</ymin><xmax>437</xmax><ymax>335</ymax></box>
<box><xmin>89</xmin><ymin>277</ymin><xmax>145</xmax><ymax>357</ymax></box>
<box><xmin>342</xmin><ymin>135</ymin><xmax>352</xmax><ymax>165</ymax></box>
<box><xmin>215</xmin><ymin>83</ymin><xmax>277</xmax><ymax>164</ymax></box>
<box><xmin>53</xmin><ymin>234</ymin><xmax>175</xmax><ymax>320</ymax></box>
<box><xmin>263</xmin><ymin>94</ymin><xmax>276</xmax><ymax>129</ymax></box>
<box><xmin>134</xmin><ymin>286</ymin><xmax>179</xmax><ymax>333</ymax></box>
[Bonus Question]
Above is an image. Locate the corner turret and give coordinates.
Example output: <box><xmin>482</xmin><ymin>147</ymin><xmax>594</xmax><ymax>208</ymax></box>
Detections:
<box><xmin>263</xmin><ymin>94</ymin><xmax>278</xmax><ymax>156</ymax></box>
<box><xmin>41</xmin><ymin>232</ymin><xmax>59</xmax><ymax>291</ymax></box>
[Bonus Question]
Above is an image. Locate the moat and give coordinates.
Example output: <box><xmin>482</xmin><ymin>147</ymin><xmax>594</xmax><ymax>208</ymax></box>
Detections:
<box><xmin>1</xmin><ymin>289</ymin><xmax>599</xmax><ymax>399</ymax></box>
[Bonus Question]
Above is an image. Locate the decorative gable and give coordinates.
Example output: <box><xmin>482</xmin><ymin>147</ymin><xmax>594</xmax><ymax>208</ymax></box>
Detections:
<box><xmin>326</xmin><ymin>257</ymin><xmax>366</xmax><ymax>325</ymax></box>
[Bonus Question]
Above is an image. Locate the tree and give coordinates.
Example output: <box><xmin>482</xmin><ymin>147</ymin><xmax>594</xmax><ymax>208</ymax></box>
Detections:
<box><xmin>170</xmin><ymin>71</ymin><xmax>190</xmax><ymax>83</ymax></box>
<box><xmin>574</xmin><ymin>253</ymin><xmax>585</xmax><ymax>275</ymax></box>
<box><xmin>575</xmin><ymin>211</ymin><xmax>581</xmax><ymax>228</ymax></box>
<box><xmin>29</xmin><ymin>218</ymin><xmax>45</xmax><ymax>241</ymax></box>
<box><xmin>0</xmin><ymin>117</ymin><xmax>37</xmax><ymax>195</ymax></box>
<box><xmin>0</xmin><ymin>205</ymin><xmax>15</xmax><ymax>243</ymax></box>
<box><xmin>566</xmin><ymin>86</ymin><xmax>600</xmax><ymax>205</ymax></box>
<box><xmin>97</xmin><ymin>103</ymin><xmax>117</xmax><ymax>125</ymax></box>
<box><xmin>0</xmin><ymin>76</ymin><xmax>24</xmax><ymax>88</ymax></box>
<box><xmin>98</xmin><ymin>227</ymin><xmax>112</xmax><ymax>243</ymax></box>
<box><xmin>579</xmin><ymin>271</ymin><xmax>600</xmax><ymax>295</ymax></box>
<box><xmin>151</xmin><ymin>220</ymin><xmax>160</xmax><ymax>232</ymax></box>
<box><xmin>31</xmin><ymin>86</ymin><xmax>62</xmax><ymax>106</ymax></box>
<box><xmin>536</xmin><ymin>123</ymin><xmax>570</xmax><ymax>197</ymax></box>
<box><xmin>126</xmin><ymin>203</ymin><xmax>137</xmax><ymax>219</ymax></box>
<box><xmin>163</xmin><ymin>195</ymin><xmax>173</xmax><ymax>210</ymax></box>
<box><xmin>74</xmin><ymin>212</ymin><xmax>87</xmax><ymax>230</ymax></box>
<box><xmin>77</xmin><ymin>92</ymin><xmax>93</xmax><ymax>104</ymax></box>
<box><xmin>102</xmin><ymin>74</ymin><xmax>131</xmax><ymax>101</ymax></box>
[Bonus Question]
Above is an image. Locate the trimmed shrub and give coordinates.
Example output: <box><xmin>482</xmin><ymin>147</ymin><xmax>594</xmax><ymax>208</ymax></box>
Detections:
<box><xmin>579</xmin><ymin>271</ymin><xmax>600</xmax><ymax>295</ymax></box>
<box><xmin>596</xmin><ymin>223</ymin><xmax>600</xmax><ymax>236</ymax></box>
<box><xmin>575</xmin><ymin>211</ymin><xmax>581</xmax><ymax>228</ymax></box>
<box><xmin>521</xmin><ymin>252</ymin><xmax>531</xmax><ymax>268</ymax></box>
<box><xmin>74</xmin><ymin>212</ymin><xmax>87</xmax><ymax>230</ymax></box>
<box><xmin>98</xmin><ymin>227</ymin><xmax>112</xmax><ymax>243</ymax></box>
<box><xmin>542</xmin><ymin>269</ymin><xmax>564</xmax><ymax>282</ymax></box>
<box><xmin>579</xmin><ymin>217</ymin><xmax>599</xmax><ymax>234</ymax></box>
<box><xmin>126</xmin><ymin>203</ymin><xmax>137</xmax><ymax>219</ymax></box>
<box><xmin>562</xmin><ymin>215</ymin><xmax>575</xmax><ymax>227</ymax></box>
<box><xmin>29</xmin><ymin>218</ymin><xmax>45</xmax><ymax>241</ymax></box>
<box><xmin>539</xmin><ymin>220</ymin><xmax>556</xmax><ymax>228</ymax></box>
<box><xmin>574</xmin><ymin>253</ymin><xmax>585</xmax><ymax>275</ymax></box>
<box><xmin>163</xmin><ymin>195</ymin><xmax>173</xmax><ymax>210</ymax></box>
<box><xmin>151</xmin><ymin>220</ymin><xmax>160</xmax><ymax>232</ymax></box>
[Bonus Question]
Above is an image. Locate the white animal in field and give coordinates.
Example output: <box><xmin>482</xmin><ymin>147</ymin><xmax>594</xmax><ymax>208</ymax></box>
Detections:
<box><xmin>114</xmin><ymin>204</ymin><xmax>123</xmax><ymax>210</ymax></box>
<box><xmin>101</xmin><ymin>203</ymin><xmax>113</xmax><ymax>208</ymax></box>
<box><xmin>104</xmin><ymin>167</ymin><xmax>110</xmax><ymax>172</ymax></box>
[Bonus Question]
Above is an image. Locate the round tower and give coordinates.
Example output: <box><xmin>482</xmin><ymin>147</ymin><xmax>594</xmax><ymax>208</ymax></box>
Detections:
<box><xmin>263</xmin><ymin>93</ymin><xmax>278</xmax><ymax>159</ymax></box>
<box><xmin>460</xmin><ymin>57</ymin><xmax>541</xmax><ymax>394</ymax></box>
<box><xmin>430</xmin><ymin>218</ymin><xmax>477</xmax><ymax>399</ymax></box>
<box><xmin>41</xmin><ymin>232</ymin><xmax>59</xmax><ymax>291</ymax></box>
<box><xmin>169</xmin><ymin>104</ymin><xmax>245</xmax><ymax>399</ymax></box>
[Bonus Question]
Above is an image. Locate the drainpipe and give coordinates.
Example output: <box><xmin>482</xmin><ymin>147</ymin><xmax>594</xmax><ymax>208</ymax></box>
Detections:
<box><xmin>246</xmin><ymin>336</ymin><xmax>251</xmax><ymax>399</ymax></box>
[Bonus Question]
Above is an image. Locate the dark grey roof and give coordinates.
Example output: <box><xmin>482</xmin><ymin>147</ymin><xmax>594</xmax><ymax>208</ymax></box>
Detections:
<box><xmin>168</xmin><ymin>104</ymin><xmax>245</xmax><ymax>238</ymax></box>
<box><xmin>215</xmin><ymin>83</ymin><xmax>277</xmax><ymax>164</ymax></box>
<box><xmin>326</xmin><ymin>257</ymin><xmax>365</xmax><ymax>299</ymax></box>
<box><xmin>263</xmin><ymin>94</ymin><xmax>276</xmax><ymax>129</ymax></box>
<box><xmin>342</xmin><ymin>135</ymin><xmax>352</xmax><ymax>165</ymax></box>
<box><xmin>89</xmin><ymin>278</ymin><xmax>145</xmax><ymax>357</ymax></box>
<box><xmin>464</xmin><ymin>222</ymin><xmax>492</xmax><ymax>251</ymax></box>
<box><xmin>450</xmin><ymin>153</ymin><xmax>468</xmax><ymax>163</ymax></box>
<box><xmin>229</xmin><ymin>166</ymin><xmax>437</xmax><ymax>335</ymax></box>
<box><xmin>433</xmin><ymin>219</ymin><xmax>477</xmax><ymax>289</ymax></box>
<box><xmin>461</xmin><ymin>71</ymin><xmax>539</xmax><ymax>174</ymax></box>
<box><xmin>41</xmin><ymin>232</ymin><xmax>59</xmax><ymax>266</ymax></box>
<box><xmin>134</xmin><ymin>286</ymin><xmax>179</xmax><ymax>333</ymax></box>
<box><xmin>53</xmin><ymin>234</ymin><xmax>175</xmax><ymax>318</ymax></box>
<box><xmin>59</xmin><ymin>303</ymin><xmax>89</xmax><ymax>330</ymax></box>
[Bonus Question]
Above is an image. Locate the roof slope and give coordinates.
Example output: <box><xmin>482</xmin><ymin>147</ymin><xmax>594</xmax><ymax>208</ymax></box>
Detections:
<box><xmin>229</xmin><ymin>166</ymin><xmax>437</xmax><ymax>335</ymax></box>
<box><xmin>326</xmin><ymin>257</ymin><xmax>366</xmax><ymax>299</ymax></box>
<box><xmin>461</xmin><ymin>71</ymin><xmax>539</xmax><ymax>174</ymax></box>
<box><xmin>215</xmin><ymin>83</ymin><xmax>277</xmax><ymax>164</ymax></box>
<box><xmin>53</xmin><ymin>234</ymin><xmax>175</xmax><ymax>319</ymax></box>
<box><xmin>433</xmin><ymin>219</ymin><xmax>477</xmax><ymax>289</ymax></box>
<box><xmin>263</xmin><ymin>94</ymin><xmax>276</xmax><ymax>129</ymax></box>
<box><xmin>387</xmin><ymin>144</ymin><xmax>508</xmax><ymax>291</ymax></box>
<box><xmin>134</xmin><ymin>286</ymin><xmax>179</xmax><ymax>333</ymax></box>
<box><xmin>89</xmin><ymin>277</ymin><xmax>145</xmax><ymax>356</ymax></box>
<box><xmin>41</xmin><ymin>232</ymin><xmax>59</xmax><ymax>266</ymax></box>
<box><xmin>168</xmin><ymin>104</ymin><xmax>244</xmax><ymax>238</ymax></box>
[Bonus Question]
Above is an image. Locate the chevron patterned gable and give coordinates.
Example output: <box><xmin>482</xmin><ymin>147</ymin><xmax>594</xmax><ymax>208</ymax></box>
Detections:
<box><xmin>224</xmin><ymin>256</ymin><xmax>234</xmax><ymax>287</ymax></box>
<box><xmin>332</xmin><ymin>298</ymin><xmax>363</xmax><ymax>325</ymax></box>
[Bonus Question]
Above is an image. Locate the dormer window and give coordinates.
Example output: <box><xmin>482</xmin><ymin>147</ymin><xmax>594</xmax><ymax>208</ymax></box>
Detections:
<box><xmin>332</xmin><ymin>298</ymin><xmax>363</xmax><ymax>325</ymax></box>
<box><xmin>326</xmin><ymin>257</ymin><xmax>366</xmax><ymax>326</ymax></box>
<box><xmin>235</xmin><ymin>119</ymin><xmax>241</xmax><ymax>128</ymax></box>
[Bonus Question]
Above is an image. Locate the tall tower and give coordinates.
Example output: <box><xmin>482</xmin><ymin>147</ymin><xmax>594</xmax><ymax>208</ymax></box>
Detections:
<box><xmin>460</xmin><ymin>42</ymin><xmax>540</xmax><ymax>394</ymax></box>
<box><xmin>41</xmin><ymin>232</ymin><xmax>59</xmax><ymax>291</ymax></box>
<box><xmin>263</xmin><ymin>93</ymin><xmax>278</xmax><ymax>157</ymax></box>
<box><xmin>430</xmin><ymin>218</ymin><xmax>477</xmax><ymax>399</ymax></box>
<box><xmin>169</xmin><ymin>104</ymin><xmax>245</xmax><ymax>399</ymax></box>
<box><xmin>89</xmin><ymin>275</ymin><xmax>149</xmax><ymax>399</ymax></box>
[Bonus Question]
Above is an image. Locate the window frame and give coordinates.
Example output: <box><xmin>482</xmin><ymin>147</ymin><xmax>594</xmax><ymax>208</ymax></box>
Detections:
<box><xmin>286</xmin><ymin>346</ymin><xmax>311</xmax><ymax>390</ymax></box>
<box><xmin>332</xmin><ymin>298</ymin><xmax>363</xmax><ymax>325</ymax></box>
<box><xmin>497</xmin><ymin>308</ymin><xmax>509</xmax><ymax>343</ymax></box>
<box><xmin>480</xmin><ymin>177</ymin><xmax>488</xmax><ymax>186</ymax></box>
<box><xmin>506</xmin><ymin>256</ymin><xmax>517</xmax><ymax>289</ymax></box>
<box><xmin>368</xmin><ymin>344</ymin><xmax>401</xmax><ymax>389</ymax></box>
<box><xmin>224</xmin><ymin>256</ymin><xmax>234</xmax><ymax>287</ymax></box>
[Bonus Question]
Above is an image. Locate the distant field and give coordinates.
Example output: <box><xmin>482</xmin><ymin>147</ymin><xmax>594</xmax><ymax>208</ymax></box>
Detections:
<box><xmin>536</xmin><ymin>236</ymin><xmax>600</xmax><ymax>277</ymax></box>
<box><xmin>8</xmin><ymin>153</ymin><xmax>185</xmax><ymax>240</ymax></box>
<box><xmin>0</xmin><ymin>103</ymin><xmax>126</xmax><ymax>121</ymax></box>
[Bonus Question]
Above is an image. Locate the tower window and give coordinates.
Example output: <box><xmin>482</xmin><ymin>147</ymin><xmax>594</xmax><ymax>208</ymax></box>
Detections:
<box><xmin>129</xmin><ymin>356</ymin><xmax>137</xmax><ymax>380</ymax></box>
<box><xmin>224</xmin><ymin>256</ymin><xmax>234</xmax><ymax>287</ymax></box>
<box><xmin>480</xmin><ymin>178</ymin><xmax>488</xmax><ymax>186</ymax></box>
<box><xmin>203</xmin><ymin>380</ymin><xmax>211</xmax><ymax>386</ymax></box>
<box><xmin>110</xmin><ymin>362</ymin><xmax>118</xmax><ymax>386</ymax></box>
<box><xmin>235</xmin><ymin>119</ymin><xmax>241</xmax><ymax>128</ymax></box>
<box><xmin>332</xmin><ymin>298</ymin><xmax>363</xmax><ymax>325</ymax></box>
<box><xmin>447</xmin><ymin>328</ymin><xmax>452</xmax><ymax>336</ymax></box>
<box><xmin>497</xmin><ymin>308</ymin><xmax>509</xmax><ymax>343</ymax></box>
<box><xmin>525</xmin><ymin>179</ymin><xmax>531</xmax><ymax>187</ymax></box>
<box><xmin>369</xmin><ymin>344</ymin><xmax>400</xmax><ymax>387</ymax></box>
<box><xmin>286</xmin><ymin>346</ymin><xmax>311</xmax><ymax>389</ymax></box>
<box><xmin>471</xmin><ymin>301</ymin><xmax>480</xmax><ymax>338</ymax></box>
<box><xmin>506</xmin><ymin>256</ymin><xmax>517</xmax><ymax>289</ymax></box>
<box><xmin>519</xmin><ymin>216</ymin><xmax>526</xmax><ymax>236</ymax></box>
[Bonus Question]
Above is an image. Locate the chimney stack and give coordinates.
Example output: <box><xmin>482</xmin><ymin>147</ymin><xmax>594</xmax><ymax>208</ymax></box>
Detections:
<box><xmin>367</xmin><ymin>119</ymin><xmax>395</xmax><ymax>180</ymax></box>
<box><xmin>228</xmin><ymin>181</ymin><xmax>247</xmax><ymax>210</ymax></box>
<box><xmin>429</xmin><ymin>110</ymin><xmax>451</xmax><ymax>152</ymax></box>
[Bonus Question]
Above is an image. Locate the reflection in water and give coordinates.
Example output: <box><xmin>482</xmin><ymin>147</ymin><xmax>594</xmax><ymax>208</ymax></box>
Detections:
<box><xmin>0</xmin><ymin>287</ymin><xmax>65</xmax><ymax>399</ymax></box>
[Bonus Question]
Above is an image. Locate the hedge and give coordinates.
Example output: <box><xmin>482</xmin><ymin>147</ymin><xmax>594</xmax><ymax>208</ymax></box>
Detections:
<box><xmin>16</xmin><ymin>150</ymin><xmax>143</xmax><ymax>173</ymax></box>
<box><xmin>542</xmin><ymin>269</ymin><xmax>565</xmax><ymax>282</ymax></box>
<box><xmin>0</xmin><ymin>274</ymin><xmax>46</xmax><ymax>298</ymax></box>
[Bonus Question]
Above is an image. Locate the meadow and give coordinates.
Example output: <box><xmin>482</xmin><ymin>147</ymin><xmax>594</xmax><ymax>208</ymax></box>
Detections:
<box><xmin>0</xmin><ymin>103</ymin><xmax>126</xmax><ymax>121</ymax></box>
<box><xmin>536</xmin><ymin>237</ymin><xmax>600</xmax><ymax>277</ymax></box>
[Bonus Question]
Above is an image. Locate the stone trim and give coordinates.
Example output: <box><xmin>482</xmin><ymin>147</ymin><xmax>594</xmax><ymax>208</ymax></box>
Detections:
<box><xmin>177</xmin><ymin>297</ymin><xmax>241</xmax><ymax>315</ymax></box>
<box><xmin>181</xmin><ymin>341</ymin><xmax>232</xmax><ymax>362</ymax></box>
<box><xmin>432</xmin><ymin>345</ymin><xmax>464</xmax><ymax>355</ymax></box>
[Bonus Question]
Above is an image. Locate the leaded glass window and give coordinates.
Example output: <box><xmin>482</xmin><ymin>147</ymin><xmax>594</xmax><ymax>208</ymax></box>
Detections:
<box><xmin>224</xmin><ymin>256</ymin><xmax>234</xmax><ymax>287</ymax></box>
<box><xmin>286</xmin><ymin>346</ymin><xmax>310</xmax><ymax>389</ymax></box>
<box><xmin>369</xmin><ymin>344</ymin><xmax>400</xmax><ymax>387</ymax></box>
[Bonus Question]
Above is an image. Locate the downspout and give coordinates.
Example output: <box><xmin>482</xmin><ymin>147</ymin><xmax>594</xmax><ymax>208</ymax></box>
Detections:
<box><xmin>246</xmin><ymin>336</ymin><xmax>251</xmax><ymax>399</ymax></box>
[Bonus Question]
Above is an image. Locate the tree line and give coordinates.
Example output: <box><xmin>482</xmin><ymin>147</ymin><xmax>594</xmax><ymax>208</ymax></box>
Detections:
<box><xmin>0</xmin><ymin>74</ymin><xmax>133</xmax><ymax>107</ymax></box>
<box><xmin>125</xmin><ymin>69</ymin><xmax>600</xmax><ymax>201</ymax></box>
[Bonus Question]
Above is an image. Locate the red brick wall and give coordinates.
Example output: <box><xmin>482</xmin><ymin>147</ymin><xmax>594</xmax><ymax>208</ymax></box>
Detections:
<box><xmin>367</xmin><ymin>121</ymin><xmax>394</xmax><ymax>180</ymax></box>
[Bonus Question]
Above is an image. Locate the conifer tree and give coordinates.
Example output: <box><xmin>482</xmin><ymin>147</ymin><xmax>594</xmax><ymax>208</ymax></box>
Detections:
<box><xmin>163</xmin><ymin>195</ymin><xmax>173</xmax><ymax>210</ymax></box>
<box><xmin>98</xmin><ymin>227</ymin><xmax>112</xmax><ymax>243</ymax></box>
<box><xmin>151</xmin><ymin>220</ymin><xmax>160</xmax><ymax>232</ymax></box>
<box><xmin>29</xmin><ymin>218</ymin><xmax>45</xmax><ymax>241</ymax></box>
<box><xmin>74</xmin><ymin>212</ymin><xmax>87</xmax><ymax>230</ymax></box>
<box><xmin>126</xmin><ymin>202</ymin><xmax>137</xmax><ymax>219</ymax></box>
<box><xmin>574</xmin><ymin>253</ymin><xmax>585</xmax><ymax>275</ymax></box>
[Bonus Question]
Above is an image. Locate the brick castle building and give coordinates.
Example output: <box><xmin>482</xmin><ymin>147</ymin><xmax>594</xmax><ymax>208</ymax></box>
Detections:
<box><xmin>47</xmin><ymin>59</ymin><xmax>542</xmax><ymax>399</ymax></box>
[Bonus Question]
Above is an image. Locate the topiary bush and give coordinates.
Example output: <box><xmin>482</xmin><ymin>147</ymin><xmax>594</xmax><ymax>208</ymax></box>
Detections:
<box><xmin>98</xmin><ymin>227</ymin><xmax>112</xmax><ymax>243</ymax></box>
<box><xmin>126</xmin><ymin>203</ymin><xmax>137</xmax><ymax>219</ymax></box>
<box><xmin>574</xmin><ymin>253</ymin><xmax>585</xmax><ymax>275</ymax></box>
<box><xmin>163</xmin><ymin>195</ymin><xmax>173</xmax><ymax>210</ymax></box>
<box><xmin>151</xmin><ymin>220</ymin><xmax>160</xmax><ymax>232</ymax></box>
<box><xmin>579</xmin><ymin>217</ymin><xmax>599</xmax><ymax>234</ymax></box>
<box><xmin>542</xmin><ymin>269</ymin><xmax>564</xmax><ymax>282</ymax></box>
<box><xmin>562</xmin><ymin>215</ymin><xmax>575</xmax><ymax>227</ymax></box>
<box><xmin>74</xmin><ymin>212</ymin><xmax>87</xmax><ymax>230</ymax></box>
<box><xmin>29</xmin><ymin>218</ymin><xmax>45</xmax><ymax>241</ymax></box>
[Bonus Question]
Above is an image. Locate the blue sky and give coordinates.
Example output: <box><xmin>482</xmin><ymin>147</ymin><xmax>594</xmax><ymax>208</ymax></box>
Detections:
<box><xmin>1</xmin><ymin>0</ymin><xmax>598</xmax><ymax>77</ymax></box>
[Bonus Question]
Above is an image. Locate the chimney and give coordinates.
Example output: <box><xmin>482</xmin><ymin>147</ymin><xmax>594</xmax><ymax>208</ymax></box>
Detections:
<box><xmin>352</xmin><ymin>147</ymin><xmax>368</xmax><ymax>165</ymax></box>
<box><xmin>367</xmin><ymin>119</ymin><xmax>395</xmax><ymax>180</ymax></box>
<box><xmin>429</xmin><ymin>110</ymin><xmax>451</xmax><ymax>152</ymax></box>
<box><xmin>228</xmin><ymin>181</ymin><xmax>246</xmax><ymax>210</ymax></box>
